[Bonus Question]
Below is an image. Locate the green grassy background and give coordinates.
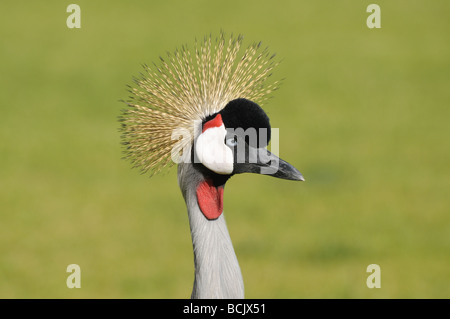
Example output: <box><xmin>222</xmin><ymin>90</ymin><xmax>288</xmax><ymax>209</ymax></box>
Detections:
<box><xmin>1</xmin><ymin>1</ymin><xmax>449</xmax><ymax>298</ymax></box>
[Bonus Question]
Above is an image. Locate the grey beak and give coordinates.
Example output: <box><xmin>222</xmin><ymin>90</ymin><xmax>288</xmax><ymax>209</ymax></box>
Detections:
<box><xmin>266</xmin><ymin>152</ymin><xmax>305</xmax><ymax>181</ymax></box>
<box><xmin>233</xmin><ymin>146</ymin><xmax>304</xmax><ymax>181</ymax></box>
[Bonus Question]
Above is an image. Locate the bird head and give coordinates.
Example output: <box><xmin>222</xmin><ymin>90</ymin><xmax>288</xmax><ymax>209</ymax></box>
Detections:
<box><xmin>120</xmin><ymin>32</ymin><xmax>305</xmax><ymax>218</ymax></box>
<box><xmin>194</xmin><ymin>98</ymin><xmax>304</xmax><ymax>182</ymax></box>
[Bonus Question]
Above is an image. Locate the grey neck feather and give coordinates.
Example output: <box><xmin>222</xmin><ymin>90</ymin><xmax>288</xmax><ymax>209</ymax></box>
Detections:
<box><xmin>178</xmin><ymin>161</ymin><xmax>244</xmax><ymax>299</ymax></box>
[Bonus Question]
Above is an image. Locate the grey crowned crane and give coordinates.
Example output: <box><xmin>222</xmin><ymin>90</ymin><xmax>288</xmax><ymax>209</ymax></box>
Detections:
<box><xmin>120</xmin><ymin>32</ymin><xmax>304</xmax><ymax>299</ymax></box>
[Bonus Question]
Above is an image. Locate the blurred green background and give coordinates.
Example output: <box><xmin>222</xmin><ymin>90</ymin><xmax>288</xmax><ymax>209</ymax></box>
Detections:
<box><xmin>1</xmin><ymin>1</ymin><xmax>449</xmax><ymax>298</ymax></box>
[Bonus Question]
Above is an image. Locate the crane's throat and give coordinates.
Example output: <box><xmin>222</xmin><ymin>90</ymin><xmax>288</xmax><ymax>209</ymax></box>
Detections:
<box><xmin>196</xmin><ymin>179</ymin><xmax>224</xmax><ymax>220</ymax></box>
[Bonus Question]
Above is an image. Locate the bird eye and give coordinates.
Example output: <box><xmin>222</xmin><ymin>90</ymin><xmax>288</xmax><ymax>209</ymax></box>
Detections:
<box><xmin>225</xmin><ymin>135</ymin><xmax>238</xmax><ymax>147</ymax></box>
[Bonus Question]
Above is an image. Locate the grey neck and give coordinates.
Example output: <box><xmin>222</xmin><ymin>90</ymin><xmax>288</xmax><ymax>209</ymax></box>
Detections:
<box><xmin>178</xmin><ymin>162</ymin><xmax>244</xmax><ymax>299</ymax></box>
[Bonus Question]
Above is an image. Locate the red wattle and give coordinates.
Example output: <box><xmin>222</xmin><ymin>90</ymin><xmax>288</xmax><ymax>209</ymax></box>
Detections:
<box><xmin>196</xmin><ymin>179</ymin><xmax>224</xmax><ymax>220</ymax></box>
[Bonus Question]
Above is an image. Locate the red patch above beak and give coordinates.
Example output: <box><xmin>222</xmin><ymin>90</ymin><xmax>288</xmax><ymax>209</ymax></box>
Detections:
<box><xmin>196</xmin><ymin>179</ymin><xmax>224</xmax><ymax>220</ymax></box>
<box><xmin>202</xmin><ymin>113</ymin><xmax>223</xmax><ymax>133</ymax></box>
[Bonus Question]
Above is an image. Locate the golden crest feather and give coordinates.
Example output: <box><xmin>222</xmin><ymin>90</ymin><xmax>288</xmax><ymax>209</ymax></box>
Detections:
<box><xmin>120</xmin><ymin>32</ymin><xmax>280</xmax><ymax>176</ymax></box>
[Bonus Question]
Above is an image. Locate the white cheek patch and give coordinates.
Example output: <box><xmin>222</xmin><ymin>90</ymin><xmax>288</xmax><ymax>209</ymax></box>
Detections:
<box><xmin>195</xmin><ymin>124</ymin><xmax>234</xmax><ymax>175</ymax></box>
